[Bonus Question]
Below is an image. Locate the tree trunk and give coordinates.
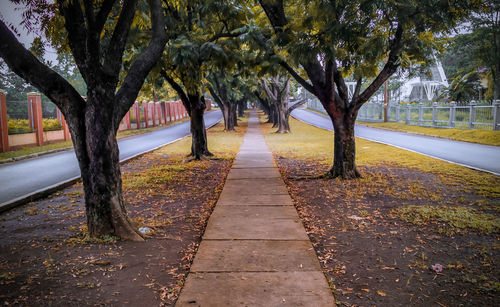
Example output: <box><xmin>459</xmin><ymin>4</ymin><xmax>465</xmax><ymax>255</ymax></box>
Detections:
<box><xmin>329</xmin><ymin>110</ymin><xmax>361</xmax><ymax>179</ymax></box>
<box><xmin>229</xmin><ymin>102</ymin><xmax>238</xmax><ymax>128</ymax></box>
<box><xmin>79</xmin><ymin>95</ymin><xmax>143</xmax><ymax>241</ymax></box>
<box><xmin>222</xmin><ymin>105</ymin><xmax>233</xmax><ymax>131</ymax></box>
<box><xmin>276</xmin><ymin>101</ymin><xmax>289</xmax><ymax>133</ymax></box>
<box><xmin>188</xmin><ymin>95</ymin><xmax>212</xmax><ymax>159</ymax></box>
<box><xmin>237</xmin><ymin>100</ymin><xmax>245</xmax><ymax>117</ymax></box>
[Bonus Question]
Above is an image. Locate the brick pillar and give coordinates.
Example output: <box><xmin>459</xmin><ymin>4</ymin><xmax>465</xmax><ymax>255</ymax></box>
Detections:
<box><xmin>125</xmin><ymin>111</ymin><xmax>131</xmax><ymax>130</ymax></box>
<box><xmin>143</xmin><ymin>100</ymin><xmax>149</xmax><ymax>128</ymax></box>
<box><xmin>149</xmin><ymin>101</ymin><xmax>156</xmax><ymax>127</ymax></box>
<box><xmin>177</xmin><ymin>102</ymin><xmax>181</xmax><ymax>119</ymax></box>
<box><xmin>0</xmin><ymin>90</ymin><xmax>9</xmax><ymax>152</ymax></box>
<box><xmin>27</xmin><ymin>92</ymin><xmax>44</xmax><ymax>146</ymax></box>
<box><xmin>134</xmin><ymin>102</ymin><xmax>141</xmax><ymax>129</ymax></box>
<box><xmin>57</xmin><ymin>108</ymin><xmax>71</xmax><ymax>141</ymax></box>
<box><xmin>159</xmin><ymin>101</ymin><xmax>166</xmax><ymax>124</ymax></box>
<box><xmin>206</xmin><ymin>98</ymin><xmax>212</xmax><ymax>111</ymax></box>
<box><xmin>168</xmin><ymin>103</ymin><xmax>173</xmax><ymax>121</ymax></box>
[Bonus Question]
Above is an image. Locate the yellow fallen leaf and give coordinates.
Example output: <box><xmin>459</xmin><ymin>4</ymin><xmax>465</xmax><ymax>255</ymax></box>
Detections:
<box><xmin>361</xmin><ymin>288</ymin><xmax>370</xmax><ymax>292</ymax></box>
<box><xmin>376</xmin><ymin>290</ymin><xmax>387</xmax><ymax>296</ymax></box>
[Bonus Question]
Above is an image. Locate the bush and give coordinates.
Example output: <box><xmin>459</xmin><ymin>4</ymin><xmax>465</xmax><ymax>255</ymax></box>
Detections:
<box><xmin>7</xmin><ymin>118</ymin><xmax>62</xmax><ymax>134</ymax></box>
<box><xmin>8</xmin><ymin>119</ymin><xmax>31</xmax><ymax>134</ymax></box>
<box><xmin>43</xmin><ymin>118</ymin><xmax>62</xmax><ymax>131</ymax></box>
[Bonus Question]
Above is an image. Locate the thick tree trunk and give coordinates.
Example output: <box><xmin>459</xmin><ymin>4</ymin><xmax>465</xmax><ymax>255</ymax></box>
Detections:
<box><xmin>222</xmin><ymin>105</ymin><xmax>233</xmax><ymax>131</ymax></box>
<box><xmin>329</xmin><ymin>110</ymin><xmax>361</xmax><ymax>179</ymax></box>
<box><xmin>276</xmin><ymin>101</ymin><xmax>290</xmax><ymax>133</ymax></box>
<box><xmin>229</xmin><ymin>102</ymin><xmax>238</xmax><ymax>128</ymax></box>
<box><xmin>78</xmin><ymin>95</ymin><xmax>143</xmax><ymax>241</ymax></box>
<box><xmin>237</xmin><ymin>100</ymin><xmax>245</xmax><ymax>117</ymax></box>
<box><xmin>270</xmin><ymin>106</ymin><xmax>278</xmax><ymax>127</ymax></box>
<box><xmin>188</xmin><ymin>95</ymin><xmax>212</xmax><ymax>159</ymax></box>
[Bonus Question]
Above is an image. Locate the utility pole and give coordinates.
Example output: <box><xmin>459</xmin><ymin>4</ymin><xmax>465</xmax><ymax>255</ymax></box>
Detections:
<box><xmin>384</xmin><ymin>78</ymin><xmax>388</xmax><ymax>122</ymax></box>
<box><xmin>384</xmin><ymin>55</ymin><xmax>388</xmax><ymax>122</ymax></box>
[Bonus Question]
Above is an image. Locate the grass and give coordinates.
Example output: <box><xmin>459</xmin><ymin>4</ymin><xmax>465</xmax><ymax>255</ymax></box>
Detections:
<box><xmin>154</xmin><ymin>114</ymin><xmax>248</xmax><ymax>158</ymax></box>
<box><xmin>0</xmin><ymin>140</ymin><xmax>74</xmax><ymax>161</ymax></box>
<box><xmin>122</xmin><ymin>114</ymin><xmax>247</xmax><ymax>194</ymax></box>
<box><xmin>263</xmin><ymin>114</ymin><xmax>500</xmax><ymax>198</ymax></box>
<box><xmin>360</xmin><ymin>121</ymin><xmax>500</xmax><ymax>146</ymax></box>
<box><xmin>0</xmin><ymin>118</ymin><xmax>190</xmax><ymax>161</ymax></box>
<box><xmin>262</xmin><ymin>112</ymin><xmax>500</xmax><ymax>232</ymax></box>
<box><xmin>393</xmin><ymin>205</ymin><xmax>500</xmax><ymax>234</ymax></box>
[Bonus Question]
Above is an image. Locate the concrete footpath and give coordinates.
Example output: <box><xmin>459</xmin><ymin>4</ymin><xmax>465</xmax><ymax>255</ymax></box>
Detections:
<box><xmin>176</xmin><ymin>111</ymin><xmax>335</xmax><ymax>306</ymax></box>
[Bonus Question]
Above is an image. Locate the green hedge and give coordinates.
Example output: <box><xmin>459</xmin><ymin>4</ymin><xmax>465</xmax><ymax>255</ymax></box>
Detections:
<box><xmin>7</xmin><ymin>118</ymin><xmax>62</xmax><ymax>134</ymax></box>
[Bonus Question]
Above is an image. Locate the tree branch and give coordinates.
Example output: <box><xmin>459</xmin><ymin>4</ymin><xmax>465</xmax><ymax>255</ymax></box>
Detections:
<box><xmin>351</xmin><ymin>77</ymin><xmax>362</xmax><ymax>103</ymax></box>
<box><xmin>356</xmin><ymin>24</ymin><xmax>404</xmax><ymax>107</ymax></box>
<box><xmin>58</xmin><ymin>1</ymin><xmax>90</xmax><ymax>81</ymax></box>
<box><xmin>0</xmin><ymin>19</ymin><xmax>84</xmax><ymax>117</ymax></box>
<box><xmin>95</xmin><ymin>0</ymin><xmax>116</xmax><ymax>33</ymax></box>
<box><xmin>114</xmin><ymin>0</ymin><xmax>168</xmax><ymax>125</ymax></box>
<box><xmin>103</xmin><ymin>0</ymin><xmax>138</xmax><ymax>79</ymax></box>
<box><xmin>83</xmin><ymin>0</ymin><xmax>101</xmax><ymax>68</ymax></box>
<box><xmin>206</xmin><ymin>84</ymin><xmax>224</xmax><ymax>111</ymax></box>
<box><xmin>160</xmin><ymin>70</ymin><xmax>190</xmax><ymax>109</ymax></box>
<box><xmin>286</xmin><ymin>98</ymin><xmax>306</xmax><ymax>115</ymax></box>
<box><xmin>261</xmin><ymin>79</ymin><xmax>278</xmax><ymax>102</ymax></box>
<box><xmin>279</xmin><ymin>60</ymin><xmax>315</xmax><ymax>94</ymax></box>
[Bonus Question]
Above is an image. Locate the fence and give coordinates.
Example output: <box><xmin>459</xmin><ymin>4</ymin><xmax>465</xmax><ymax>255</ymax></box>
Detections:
<box><xmin>307</xmin><ymin>98</ymin><xmax>500</xmax><ymax>131</ymax></box>
<box><xmin>0</xmin><ymin>90</ymin><xmax>212</xmax><ymax>153</ymax></box>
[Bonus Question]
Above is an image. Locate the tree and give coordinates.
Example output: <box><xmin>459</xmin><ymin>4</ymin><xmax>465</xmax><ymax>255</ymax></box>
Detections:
<box><xmin>257</xmin><ymin>0</ymin><xmax>474</xmax><ymax>178</ymax></box>
<box><xmin>206</xmin><ymin>71</ymin><xmax>238</xmax><ymax>131</ymax></box>
<box><xmin>157</xmin><ymin>0</ymin><xmax>247</xmax><ymax>159</ymax></box>
<box><xmin>260</xmin><ymin>74</ymin><xmax>304</xmax><ymax>133</ymax></box>
<box><xmin>441</xmin><ymin>1</ymin><xmax>499</xmax><ymax>100</ymax></box>
<box><xmin>0</xmin><ymin>0</ymin><xmax>167</xmax><ymax>240</ymax></box>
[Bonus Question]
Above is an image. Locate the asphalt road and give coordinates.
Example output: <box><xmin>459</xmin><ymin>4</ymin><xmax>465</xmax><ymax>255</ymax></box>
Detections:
<box><xmin>291</xmin><ymin>109</ymin><xmax>500</xmax><ymax>176</ymax></box>
<box><xmin>0</xmin><ymin>110</ymin><xmax>222</xmax><ymax>208</ymax></box>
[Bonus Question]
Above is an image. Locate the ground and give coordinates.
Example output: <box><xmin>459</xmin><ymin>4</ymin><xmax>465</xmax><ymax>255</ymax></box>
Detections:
<box><xmin>0</xmin><ymin>118</ymin><xmax>246</xmax><ymax>306</ymax></box>
<box><xmin>263</xmin><ymin>115</ymin><xmax>500</xmax><ymax>307</ymax></box>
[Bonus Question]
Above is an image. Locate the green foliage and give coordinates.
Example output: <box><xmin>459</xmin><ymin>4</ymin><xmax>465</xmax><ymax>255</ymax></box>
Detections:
<box><xmin>440</xmin><ymin>71</ymin><xmax>480</xmax><ymax>103</ymax></box>
<box><xmin>394</xmin><ymin>205</ymin><xmax>500</xmax><ymax>234</ymax></box>
<box><xmin>7</xmin><ymin>118</ymin><xmax>62</xmax><ymax>134</ymax></box>
<box><xmin>43</xmin><ymin>118</ymin><xmax>62</xmax><ymax>131</ymax></box>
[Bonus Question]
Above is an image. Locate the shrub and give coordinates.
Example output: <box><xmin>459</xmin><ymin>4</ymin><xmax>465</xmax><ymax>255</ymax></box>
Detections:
<box><xmin>7</xmin><ymin>118</ymin><xmax>62</xmax><ymax>134</ymax></box>
<box><xmin>43</xmin><ymin>118</ymin><xmax>62</xmax><ymax>131</ymax></box>
<box><xmin>8</xmin><ymin>119</ymin><xmax>31</xmax><ymax>134</ymax></box>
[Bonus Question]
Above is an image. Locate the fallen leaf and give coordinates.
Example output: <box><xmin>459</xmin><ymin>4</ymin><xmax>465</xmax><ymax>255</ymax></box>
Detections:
<box><xmin>376</xmin><ymin>290</ymin><xmax>387</xmax><ymax>296</ymax></box>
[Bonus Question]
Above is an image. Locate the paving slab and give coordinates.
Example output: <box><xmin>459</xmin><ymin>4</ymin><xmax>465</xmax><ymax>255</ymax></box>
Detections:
<box><xmin>204</xmin><ymin>206</ymin><xmax>308</xmax><ymax>240</ymax></box>
<box><xmin>226</xmin><ymin>167</ymin><xmax>281</xmax><ymax>180</ymax></box>
<box><xmin>190</xmin><ymin>240</ymin><xmax>320</xmax><ymax>272</ymax></box>
<box><xmin>217</xmin><ymin>193</ymin><xmax>293</xmax><ymax>206</ymax></box>
<box><xmin>219</xmin><ymin>178</ymin><xmax>289</xmax><ymax>195</ymax></box>
<box><xmin>175</xmin><ymin>110</ymin><xmax>335</xmax><ymax>306</ymax></box>
<box><xmin>176</xmin><ymin>272</ymin><xmax>335</xmax><ymax>307</ymax></box>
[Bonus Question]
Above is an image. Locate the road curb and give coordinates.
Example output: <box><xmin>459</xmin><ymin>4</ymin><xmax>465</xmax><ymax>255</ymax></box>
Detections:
<box><xmin>0</xmin><ymin>112</ymin><xmax>222</xmax><ymax>213</ymax></box>
<box><xmin>291</xmin><ymin>111</ymin><xmax>500</xmax><ymax>177</ymax></box>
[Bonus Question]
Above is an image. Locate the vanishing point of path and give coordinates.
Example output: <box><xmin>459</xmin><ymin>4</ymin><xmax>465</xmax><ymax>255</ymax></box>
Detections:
<box><xmin>292</xmin><ymin>109</ymin><xmax>500</xmax><ymax>176</ymax></box>
<box><xmin>176</xmin><ymin>111</ymin><xmax>335</xmax><ymax>306</ymax></box>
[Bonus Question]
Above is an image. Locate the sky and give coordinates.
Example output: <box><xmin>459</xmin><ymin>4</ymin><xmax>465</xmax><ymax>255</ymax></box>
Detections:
<box><xmin>0</xmin><ymin>1</ymin><xmax>58</xmax><ymax>63</ymax></box>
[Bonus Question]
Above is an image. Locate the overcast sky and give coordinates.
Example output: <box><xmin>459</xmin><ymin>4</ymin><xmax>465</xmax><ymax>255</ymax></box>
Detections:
<box><xmin>0</xmin><ymin>2</ymin><xmax>58</xmax><ymax>63</ymax></box>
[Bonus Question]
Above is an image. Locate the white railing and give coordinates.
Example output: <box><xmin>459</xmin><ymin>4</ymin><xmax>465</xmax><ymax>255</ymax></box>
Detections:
<box><xmin>307</xmin><ymin>99</ymin><xmax>500</xmax><ymax>131</ymax></box>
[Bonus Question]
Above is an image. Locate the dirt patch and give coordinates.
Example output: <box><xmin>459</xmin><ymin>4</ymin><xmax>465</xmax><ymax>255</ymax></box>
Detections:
<box><xmin>276</xmin><ymin>157</ymin><xmax>499</xmax><ymax>307</ymax></box>
<box><xmin>0</xmin><ymin>151</ymin><xmax>233</xmax><ymax>306</ymax></box>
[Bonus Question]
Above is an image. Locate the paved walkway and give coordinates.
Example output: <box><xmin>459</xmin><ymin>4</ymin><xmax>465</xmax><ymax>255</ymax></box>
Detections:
<box><xmin>176</xmin><ymin>111</ymin><xmax>335</xmax><ymax>306</ymax></box>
